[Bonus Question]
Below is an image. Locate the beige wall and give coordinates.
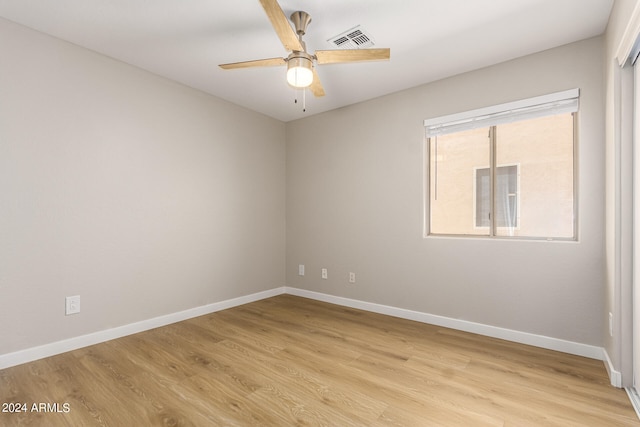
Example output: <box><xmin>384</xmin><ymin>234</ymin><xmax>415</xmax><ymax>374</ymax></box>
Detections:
<box><xmin>0</xmin><ymin>18</ymin><xmax>286</xmax><ymax>355</ymax></box>
<box><xmin>287</xmin><ymin>36</ymin><xmax>605</xmax><ymax>346</ymax></box>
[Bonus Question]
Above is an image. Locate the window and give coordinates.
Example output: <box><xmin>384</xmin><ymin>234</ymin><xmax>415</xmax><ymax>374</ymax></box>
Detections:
<box><xmin>424</xmin><ymin>90</ymin><xmax>578</xmax><ymax>240</ymax></box>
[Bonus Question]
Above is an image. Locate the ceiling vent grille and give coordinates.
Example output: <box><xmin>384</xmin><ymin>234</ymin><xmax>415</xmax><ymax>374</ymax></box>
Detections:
<box><xmin>327</xmin><ymin>26</ymin><xmax>375</xmax><ymax>49</ymax></box>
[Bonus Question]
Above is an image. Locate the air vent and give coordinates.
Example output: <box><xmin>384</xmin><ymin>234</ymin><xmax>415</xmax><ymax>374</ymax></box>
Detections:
<box><xmin>327</xmin><ymin>26</ymin><xmax>375</xmax><ymax>49</ymax></box>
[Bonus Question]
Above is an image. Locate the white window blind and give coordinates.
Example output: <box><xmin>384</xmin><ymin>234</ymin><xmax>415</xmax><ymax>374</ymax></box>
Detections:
<box><xmin>424</xmin><ymin>89</ymin><xmax>579</xmax><ymax>138</ymax></box>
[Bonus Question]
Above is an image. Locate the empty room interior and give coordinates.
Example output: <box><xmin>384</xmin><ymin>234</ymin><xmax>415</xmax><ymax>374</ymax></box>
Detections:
<box><xmin>2</xmin><ymin>0</ymin><xmax>640</xmax><ymax>425</ymax></box>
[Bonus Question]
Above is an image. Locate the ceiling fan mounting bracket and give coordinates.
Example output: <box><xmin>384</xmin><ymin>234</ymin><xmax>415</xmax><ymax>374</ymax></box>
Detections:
<box><xmin>290</xmin><ymin>11</ymin><xmax>312</xmax><ymax>36</ymax></box>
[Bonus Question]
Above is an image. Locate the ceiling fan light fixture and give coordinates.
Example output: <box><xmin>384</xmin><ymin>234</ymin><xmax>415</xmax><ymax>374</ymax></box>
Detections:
<box><xmin>218</xmin><ymin>2</ymin><xmax>390</xmax><ymax>100</ymax></box>
<box><xmin>286</xmin><ymin>56</ymin><xmax>313</xmax><ymax>88</ymax></box>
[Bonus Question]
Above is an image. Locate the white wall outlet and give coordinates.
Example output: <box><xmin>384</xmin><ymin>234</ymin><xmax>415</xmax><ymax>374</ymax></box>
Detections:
<box><xmin>65</xmin><ymin>295</ymin><xmax>80</xmax><ymax>315</ymax></box>
<box><xmin>298</xmin><ymin>264</ymin><xmax>305</xmax><ymax>276</ymax></box>
<box><xmin>349</xmin><ymin>272</ymin><xmax>356</xmax><ymax>283</ymax></box>
<box><xmin>321</xmin><ymin>268</ymin><xmax>328</xmax><ymax>279</ymax></box>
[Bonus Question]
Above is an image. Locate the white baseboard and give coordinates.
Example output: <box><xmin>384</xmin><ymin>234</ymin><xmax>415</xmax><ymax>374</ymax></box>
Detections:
<box><xmin>604</xmin><ymin>349</ymin><xmax>623</xmax><ymax>387</ymax></box>
<box><xmin>285</xmin><ymin>287</ymin><xmax>605</xmax><ymax>361</ymax></box>
<box><xmin>626</xmin><ymin>387</ymin><xmax>640</xmax><ymax>420</ymax></box>
<box><xmin>0</xmin><ymin>287</ymin><xmax>286</xmax><ymax>370</ymax></box>
<box><xmin>0</xmin><ymin>286</ymin><xmax>606</xmax><ymax>372</ymax></box>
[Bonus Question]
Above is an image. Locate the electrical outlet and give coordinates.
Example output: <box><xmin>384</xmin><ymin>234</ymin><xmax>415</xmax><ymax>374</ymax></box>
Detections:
<box><xmin>349</xmin><ymin>272</ymin><xmax>356</xmax><ymax>283</ymax></box>
<box><xmin>298</xmin><ymin>264</ymin><xmax>305</xmax><ymax>276</ymax></box>
<box><xmin>321</xmin><ymin>268</ymin><xmax>328</xmax><ymax>279</ymax></box>
<box><xmin>65</xmin><ymin>295</ymin><xmax>80</xmax><ymax>315</ymax></box>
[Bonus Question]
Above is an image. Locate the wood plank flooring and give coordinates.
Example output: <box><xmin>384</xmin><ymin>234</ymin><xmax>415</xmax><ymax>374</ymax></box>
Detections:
<box><xmin>1</xmin><ymin>294</ymin><xmax>638</xmax><ymax>426</ymax></box>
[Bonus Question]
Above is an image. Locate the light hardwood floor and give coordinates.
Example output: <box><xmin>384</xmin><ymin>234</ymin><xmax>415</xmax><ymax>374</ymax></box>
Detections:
<box><xmin>1</xmin><ymin>294</ymin><xmax>638</xmax><ymax>426</ymax></box>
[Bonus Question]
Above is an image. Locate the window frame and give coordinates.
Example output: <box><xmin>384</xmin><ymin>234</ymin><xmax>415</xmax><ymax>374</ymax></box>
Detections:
<box><xmin>423</xmin><ymin>92</ymin><xmax>579</xmax><ymax>241</ymax></box>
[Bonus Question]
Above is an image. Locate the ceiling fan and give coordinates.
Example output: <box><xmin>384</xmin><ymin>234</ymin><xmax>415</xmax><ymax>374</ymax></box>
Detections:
<box><xmin>219</xmin><ymin>0</ymin><xmax>390</xmax><ymax>98</ymax></box>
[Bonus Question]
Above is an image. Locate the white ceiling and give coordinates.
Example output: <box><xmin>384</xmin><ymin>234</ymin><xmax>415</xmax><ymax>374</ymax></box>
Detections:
<box><xmin>0</xmin><ymin>0</ymin><xmax>614</xmax><ymax>122</ymax></box>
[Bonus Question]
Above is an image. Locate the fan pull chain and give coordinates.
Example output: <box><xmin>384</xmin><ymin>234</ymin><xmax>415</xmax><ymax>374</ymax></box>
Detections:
<box><xmin>293</xmin><ymin>89</ymin><xmax>307</xmax><ymax>113</ymax></box>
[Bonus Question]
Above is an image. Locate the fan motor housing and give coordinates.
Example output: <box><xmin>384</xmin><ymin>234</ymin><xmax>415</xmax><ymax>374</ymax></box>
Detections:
<box><xmin>287</xmin><ymin>51</ymin><xmax>313</xmax><ymax>63</ymax></box>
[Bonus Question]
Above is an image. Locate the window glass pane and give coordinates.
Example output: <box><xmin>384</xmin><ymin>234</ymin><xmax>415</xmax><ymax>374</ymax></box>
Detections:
<box><xmin>429</xmin><ymin>127</ymin><xmax>490</xmax><ymax>235</ymax></box>
<box><xmin>495</xmin><ymin>165</ymin><xmax>519</xmax><ymax>230</ymax></box>
<box><xmin>475</xmin><ymin>165</ymin><xmax>518</xmax><ymax>229</ymax></box>
<box><xmin>475</xmin><ymin>168</ymin><xmax>490</xmax><ymax>227</ymax></box>
<box><xmin>494</xmin><ymin>113</ymin><xmax>574</xmax><ymax>238</ymax></box>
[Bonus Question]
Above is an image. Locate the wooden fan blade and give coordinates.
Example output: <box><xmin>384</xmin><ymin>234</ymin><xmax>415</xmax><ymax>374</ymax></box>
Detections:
<box><xmin>219</xmin><ymin>57</ymin><xmax>286</xmax><ymax>70</ymax></box>
<box><xmin>259</xmin><ymin>0</ymin><xmax>304</xmax><ymax>52</ymax></box>
<box><xmin>309</xmin><ymin>68</ymin><xmax>325</xmax><ymax>97</ymax></box>
<box><xmin>315</xmin><ymin>48</ymin><xmax>390</xmax><ymax>65</ymax></box>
